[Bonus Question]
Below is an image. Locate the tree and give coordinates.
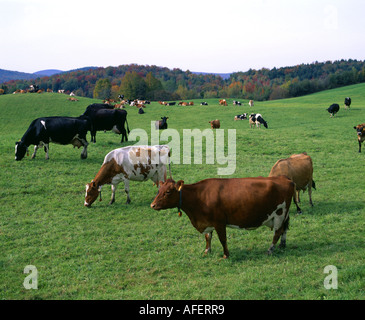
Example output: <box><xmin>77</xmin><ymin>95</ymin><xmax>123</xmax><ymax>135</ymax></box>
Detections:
<box><xmin>119</xmin><ymin>71</ymin><xmax>147</xmax><ymax>100</ymax></box>
<box><xmin>93</xmin><ymin>78</ymin><xmax>111</xmax><ymax>99</ymax></box>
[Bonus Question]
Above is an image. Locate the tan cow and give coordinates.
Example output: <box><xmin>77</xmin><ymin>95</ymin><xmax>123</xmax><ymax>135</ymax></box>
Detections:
<box><xmin>269</xmin><ymin>152</ymin><xmax>315</xmax><ymax>213</ymax></box>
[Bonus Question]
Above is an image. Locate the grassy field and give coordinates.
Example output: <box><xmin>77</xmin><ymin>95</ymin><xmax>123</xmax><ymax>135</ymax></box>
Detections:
<box><xmin>0</xmin><ymin>84</ymin><xmax>364</xmax><ymax>300</ymax></box>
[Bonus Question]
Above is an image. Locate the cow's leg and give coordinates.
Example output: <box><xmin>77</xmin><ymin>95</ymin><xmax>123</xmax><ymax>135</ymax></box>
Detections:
<box><xmin>293</xmin><ymin>195</ymin><xmax>302</xmax><ymax>214</ymax></box>
<box><xmin>359</xmin><ymin>140</ymin><xmax>362</xmax><ymax>153</ymax></box>
<box><xmin>204</xmin><ymin>231</ymin><xmax>213</xmax><ymax>254</ymax></box>
<box><xmin>308</xmin><ymin>185</ymin><xmax>314</xmax><ymax>207</ymax></box>
<box><xmin>267</xmin><ymin>225</ymin><xmax>284</xmax><ymax>255</ymax></box>
<box><xmin>80</xmin><ymin>141</ymin><xmax>88</xmax><ymax>159</ymax></box>
<box><xmin>110</xmin><ymin>185</ymin><xmax>116</xmax><ymax>205</ymax></box>
<box><xmin>296</xmin><ymin>190</ymin><xmax>301</xmax><ymax>203</ymax></box>
<box><xmin>31</xmin><ymin>145</ymin><xmax>39</xmax><ymax>159</ymax></box>
<box><xmin>124</xmin><ymin>180</ymin><xmax>131</xmax><ymax>204</ymax></box>
<box><xmin>92</xmin><ymin>131</ymin><xmax>96</xmax><ymax>143</ymax></box>
<box><xmin>43</xmin><ymin>143</ymin><xmax>49</xmax><ymax>160</ymax></box>
<box><xmin>215</xmin><ymin>225</ymin><xmax>229</xmax><ymax>258</ymax></box>
<box><xmin>278</xmin><ymin>216</ymin><xmax>290</xmax><ymax>249</ymax></box>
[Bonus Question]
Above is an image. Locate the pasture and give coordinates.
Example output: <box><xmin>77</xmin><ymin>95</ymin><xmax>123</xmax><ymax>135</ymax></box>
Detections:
<box><xmin>0</xmin><ymin>84</ymin><xmax>364</xmax><ymax>300</ymax></box>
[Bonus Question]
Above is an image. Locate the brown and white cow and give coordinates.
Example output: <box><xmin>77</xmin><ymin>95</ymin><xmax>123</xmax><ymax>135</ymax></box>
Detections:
<box><xmin>151</xmin><ymin>176</ymin><xmax>297</xmax><ymax>258</ymax></box>
<box><xmin>269</xmin><ymin>152</ymin><xmax>315</xmax><ymax>213</ymax></box>
<box><xmin>84</xmin><ymin>145</ymin><xmax>171</xmax><ymax>207</ymax></box>
<box><xmin>219</xmin><ymin>99</ymin><xmax>227</xmax><ymax>106</ymax></box>
<box><xmin>249</xmin><ymin>100</ymin><xmax>254</xmax><ymax>107</ymax></box>
<box><xmin>209</xmin><ymin>119</ymin><xmax>220</xmax><ymax>129</ymax></box>
<box><xmin>354</xmin><ymin>123</ymin><xmax>365</xmax><ymax>153</ymax></box>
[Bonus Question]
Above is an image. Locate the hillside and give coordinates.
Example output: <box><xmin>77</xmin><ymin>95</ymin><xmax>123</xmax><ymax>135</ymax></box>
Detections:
<box><xmin>0</xmin><ymin>68</ymin><xmax>36</xmax><ymax>82</ymax></box>
<box><xmin>1</xmin><ymin>59</ymin><xmax>365</xmax><ymax>101</ymax></box>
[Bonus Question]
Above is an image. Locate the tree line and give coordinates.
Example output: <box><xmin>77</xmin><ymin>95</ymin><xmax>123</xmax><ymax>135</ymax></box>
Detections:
<box><xmin>2</xmin><ymin>60</ymin><xmax>365</xmax><ymax>101</ymax></box>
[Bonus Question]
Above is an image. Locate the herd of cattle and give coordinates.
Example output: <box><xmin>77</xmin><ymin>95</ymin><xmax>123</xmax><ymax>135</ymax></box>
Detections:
<box><xmin>14</xmin><ymin>95</ymin><xmax>364</xmax><ymax>259</ymax></box>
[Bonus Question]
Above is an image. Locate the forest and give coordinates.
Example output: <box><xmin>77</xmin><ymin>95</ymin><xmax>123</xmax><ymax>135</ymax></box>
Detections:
<box><xmin>1</xmin><ymin>59</ymin><xmax>365</xmax><ymax>101</ymax></box>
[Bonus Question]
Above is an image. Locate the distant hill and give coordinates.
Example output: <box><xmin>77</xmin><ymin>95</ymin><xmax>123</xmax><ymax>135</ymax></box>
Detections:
<box><xmin>33</xmin><ymin>69</ymin><xmax>64</xmax><ymax>77</ymax></box>
<box><xmin>0</xmin><ymin>69</ymin><xmax>36</xmax><ymax>83</ymax></box>
<box><xmin>193</xmin><ymin>71</ymin><xmax>231</xmax><ymax>80</ymax></box>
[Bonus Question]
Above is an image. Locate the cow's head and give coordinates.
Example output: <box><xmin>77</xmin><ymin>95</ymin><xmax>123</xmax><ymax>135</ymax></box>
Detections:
<box><xmin>15</xmin><ymin>140</ymin><xmax>27</xmax><ymax>161</ymax></box>
<box><xmin>84</xmin><ymin>180</ymin><xmax>100</xmax><ymax>207</ymax></box>
<box><xmin>151</xmin><ymin>179</ymin><xmax>184</xmax><ymax>211</ymax></box>
<box><xmin>354</xmin><ymin>125</ymin><xmax>365</xmax><ymax>137</ymax></box>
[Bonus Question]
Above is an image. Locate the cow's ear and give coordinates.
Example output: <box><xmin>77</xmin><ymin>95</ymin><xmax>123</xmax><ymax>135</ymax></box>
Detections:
<box><xmin>176</xmin><ymin>180</ymin><xmax>184</xmax><ymax>191</ymax></box>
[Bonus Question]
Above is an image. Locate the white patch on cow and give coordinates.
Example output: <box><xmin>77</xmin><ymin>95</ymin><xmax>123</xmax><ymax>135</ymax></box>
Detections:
<box><xmin>262</xmin><ymin>201</ymin><xmax>287</xmax><ymax>230</ymax></box>
<box><xmin>203</xmin><ymin>227</ymin><xmax>214</xmax><ymax>234</ymax></box>
<box><xmin>40</xmin><ymin>120</ymin><xmax>46</xmax><ymax>129</ymax></box>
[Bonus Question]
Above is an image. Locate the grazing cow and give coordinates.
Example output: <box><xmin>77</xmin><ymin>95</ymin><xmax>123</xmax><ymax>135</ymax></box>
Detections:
<box><xmin>151</xmin><ymin>176</ymin><xmax>297</xmax><ymax>258</ymax></box>
<box><xmin>178</xmin><ymin>102</ymin><xmax>188</xmax><ymax>106</ymax></box>
<box><xmin>327</xmin><ymin>103</ymin><xmax>340</xmax><ymax>117</ymax></box>
<box><xmin>234</xmin><ymin>113</ymin><xmax>248</xmax><ymax>120</ymax></box>
<box><xmin>353</xmin><ymin>123</ymin><xmax>365</xmax><ymax>153</ymax></box>
<box><xmin>84</xmin><ymin>145</ymin><xmax>171</xmax><ymax>207</ymax></box>
<box><xmin>189</xmin><ymin>102</ymin><xmax>194</xmax><ymax>106</ymax></box>
<box><xmin>15</xmin><ymin>117</ymin><xmax>90</xmax><ymax>161</ymax></box>
<box><xmin>233</xmin><ymin>100</ymin><xmax>241</xmax><ymax>106</ymax></box>
<box><xmin>200</xmin><ymin>102</ymin><xmax>208</xmax><ymax>106</ymax></box>
<box><xmin>155</xmin><ymin>117</ymin><xmax>169</xmax><ymax>130</ymax></box>
<box><xmin>249</xmin><ymin>100</ymin><xmax>254</xmax><ymax>107</ymax></box>
<box><xmin>166</xmin><ymin>102</ymin><xmax>176</xmax><ymax>106</ymax></box>
<box><xmin>80</xmin><ymin>104</ymin><xmax>129</xmax><ymax>143</ymax></box>
<box><xmin>209</xmin><ymin>119</ymin><xmax>220</xmax><ymax>129</ymax></box>
<box><xmin>138</xmin><ymin>107</ymin><xmax>145</xmax><ymax>114</ymax></box>
<box><xmin>269</xmin><ymin>152</ymin><xmax>315</xmax><ymax>213</ymax></box>
<box><xmin>219</xmin><ymin>99</ymin><xmax>227</xmax><ymax>106</ymax></box>
<box><xmin>249</xmin><ymin>113</ymin><xmax>268</xmax><ymax>128</ymax></box>
<box><xmin>344</xmin><ymin>97</ymin><xmax>351</xmax><ymax>110</ymax></box>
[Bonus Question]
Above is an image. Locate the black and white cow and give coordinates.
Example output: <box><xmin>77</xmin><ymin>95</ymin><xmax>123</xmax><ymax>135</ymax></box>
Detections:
<box><xmin>344</xmin><ymin>97</ymin><xmax>351</xmax><ymax>110</ymax></box>
<box><xmin>80</xmin><ymin>104</ymin><xmax>130</xmax><ymax>143</ymax></box>
<box><xmin>249</xmin><ymin>113</ymin><xmax>268</xmax><ymax>128</ymax></box>
<box><xmin>327</xmin><ymin>104</ymin><xmax>340</xmax><ymax>117</ymax></box>
<box><xmin>15</xmin><ymin>116</ymin><xmax>90</xmax><ymax>161</ymax></box>
<box><xmin>200</xmin><ymin>102</ymin><xmax>208</xmax><ymax>106</ymax></box>
<box><xmin>233</xmin><ymin>100</ymin><xmax>242</xmax><ymax>106</ymax></box>
<box><xmin>234</xmin><ymin>113</ymin><xmax>248</xmax><ymax>120</ymax></box>
<box><xmin>155</xmin><ymin>117</ymin><xmax>169</xmax><ymax>130</ymax></box>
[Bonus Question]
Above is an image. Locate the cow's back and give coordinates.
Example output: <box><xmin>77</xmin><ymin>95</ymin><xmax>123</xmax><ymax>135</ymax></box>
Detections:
<box><xmin>269</xmin><ymin>153</ymin><xmax>313</xmax><ymax>190</ymax></box>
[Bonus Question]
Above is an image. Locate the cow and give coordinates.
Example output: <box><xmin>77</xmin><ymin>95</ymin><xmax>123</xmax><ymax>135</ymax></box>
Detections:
<box><xmin>178</xmin><ymin>102</ymin><xmax>188</xmax><ymax>106</ymax></box>
<box><xmin>327</xmin><ymin>103</ymin><xmax>340</xmax><ymax>117</ymax></box>
<box><xmin>249</xmin><ymin>100</ymin><xmax>254</xmax><ymax>107</ymax></box>
<box><xmin>209</xmin><ymin>120</ymin><xmax>220</xmax><ymax>129</ymax></box>
<box><xmin>80</xmin><ymin>104</ymin><xmax>129</xmax><ymax>143</ymax></box>
<box><xmin>268</xmin><ymin>152</ymin><xmax>315</xmax><ymax>214</ymax></box>
<box><xmin>15</xmin><ymin>116</ymin><xmax>90</xmax><ymax>161</ymax></box>
<box><xmin>234</xmin><ymin>113</ymin><xmax>248</xmax><ymax>120</ymax></box>
<box><xmin>151</xmin><ymin>176</ymin><xmax>298</xmax><ymax>259</ymax></box>
<box><xmin>249</xmin><ymin>113</ymin><xmax>268</xmax><ymax>128</ymax></box>
<box><xmin>344</xmin><ymin>97</ymin><xmax>351</xmax><ymax>110</ymax></box>
<box><xmin>219</xmin><ymin>99</ymin><xmax>227</xmax><ymax>106</ymax></box>
<box><xmin>200</xmin><ymin>102</ymin><xmax>208</xmax><ymax>106</ymax></box>
<box><xmin>233</xmin><ymin>100</ymin><xmax>241</xmax><ymax>106</ymax></box>
<box><xmin>353</xmin><ymin>123</ymin><xmax>365</xmax><ymax>153</ymax></box>
<box><xmin>84</xmin><ymin>145</ymin><xmax>171</xmax><ymax>207</ymax></box>
<box><xmin>138</xmin><ymin>107</ymin><xmax>145</xmax><ymax>114</ymax></box>
<box><xmin>166</xmin><ymin>102</ymin><xmax>176</xmax><ymax>106</ymax></box>
<box><xmin>155</xmin><ymin>117</ymin><xmax>168</xmax><ymax>130</ymax></box>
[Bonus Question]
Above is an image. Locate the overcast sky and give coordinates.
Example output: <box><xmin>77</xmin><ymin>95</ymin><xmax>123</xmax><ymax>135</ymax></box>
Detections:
<box><xmin>1</xmin><ymin>0</ymin><xmax>365</xmax><ymax>74</ymax></box>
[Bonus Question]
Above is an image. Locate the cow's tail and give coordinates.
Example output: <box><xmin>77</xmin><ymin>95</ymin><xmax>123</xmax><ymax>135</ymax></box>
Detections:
<box><xmin>312</xmin><ymin>180</ymin><xmax>316</xmax><ymax>190</ymax></box>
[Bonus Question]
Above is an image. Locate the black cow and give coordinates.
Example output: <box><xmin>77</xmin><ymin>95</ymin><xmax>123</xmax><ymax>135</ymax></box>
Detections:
<box><xmin>155</xmin><ymin>117</ymin><xmax>168</xmax><ymax>130</ymax></box>
<box><xmin>15</xmin><ymin>117</ymin><xmax>90</xmax><ymax>161</ymax></box>
<box><xmin>138</xmin><ymin>107</ymin><xmax>145</xmax><ymax>114</ymax></box>
<box><xmin>81</xmin><ymin>104</ymin><xmax>130</xmax><ymax>143</ymax></box>
<box><xmin>166</xmin><ymin>102</ymin><xmax>176</xmax><ymax>106</ymax></box>
<box><xmin>327</xmin><ymin>104</ymin><xmax>340</xmax><ymax>117</ymax></box>
<box><xmin>345</xmin><ymin>97</ymin><xmax>351</xmax><ymax>110</ymax></box>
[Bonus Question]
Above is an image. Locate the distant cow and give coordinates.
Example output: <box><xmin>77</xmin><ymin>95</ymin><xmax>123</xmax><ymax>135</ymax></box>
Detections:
<box><xmin>84</xmin><ymin>145</ymin><xmax>171</xmax><ymax>207</ymax></box>
<box><xmin>249</xmin><ymin>113</ymin><xmax>268</xmax><ymax>128</ymax></box>
<box><xmin>166</xmin><ymin>102</ymin><xmax>176</xmax><ymax>106</ymax></box>
<box><xmin>178</xmin><ymin>102</ymin><xmax>188</xmax><ymax>106</ymax></box>
<box><xmin>200</xmin><ymin>102</ymin><xmax>208</xmax><ymax>106</ymax></box>
<box><xmin>81</xmin><ymin>104</ymin><xmax>129</xmax><ymax>143</ymax></box>
<box><xmin>219</xmin><ymin>99</ymin><xmax>227</xmax><ymax>106</ymax></box>
<box><xmin>233</xmin><ymin>100</ymin><xmax>241</xmax><ymax>106</ymax></box>
<box><xmin>155</xmin><ymin>116</ymin><xmax>169</xmax><ymax>130</ymax></box>
<box><xmin>327</xmin><ymin>103</ymin><xmax>340</xmax><ymax>117</ymax></box>
<box><xmin>15</xmin><ymin>116</ymin><xmax>90</xmax><ymax>161</ymax></box>
<box><xmin>209</xmin><ymin>119</ymin><xmax>220</xmax><ymax>129</ymax></box>
<box><xmin>269</xmin><ymin>152</ymin><xmax>315</xmax><ymax>213</ymax></box>
<box><xmin>249</xmin><ymin>100</ymin><xmax>254</xmax><ymax>107</ymax></box>
<box><xmin>151</xmin><ymin>176</ymin><xmax>297</xmax><ymax>258</ymax></box>
<box><xmin>138</xmin><ymin>107</ymin><xmax>145</xmax><ymax>114</ymax></box>
<box><xmin>234</xmin><ymin>113</ymin><xmax>248</xmax><ymax>120</ymax></box>
<box><xmin>344</xmin><ymin>97</ymin><xmax>351</xmax><ymax>110</ymax></box>
<box><xmin>353</xmin><ymin>123</ymin><xmax>365</xmax><ymax>153</ymax></box>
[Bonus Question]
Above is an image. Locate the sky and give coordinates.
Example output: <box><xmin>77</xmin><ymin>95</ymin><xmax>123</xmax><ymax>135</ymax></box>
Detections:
<box><xmin>1</xmin><ymin>0</ymin><xmax>365</xmax><ymax>74</ymax></box>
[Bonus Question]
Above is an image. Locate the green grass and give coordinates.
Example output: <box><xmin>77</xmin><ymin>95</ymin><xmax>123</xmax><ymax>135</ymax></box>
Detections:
<box><xmin>0</xmin><ymin>86</ymin><xmax>364</xmax><ymax>300</ymax></box>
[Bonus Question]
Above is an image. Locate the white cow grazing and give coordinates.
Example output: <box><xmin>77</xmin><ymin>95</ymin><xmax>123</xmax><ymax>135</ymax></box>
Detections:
<box><xmin>84</xmin><ymin>145</ymin><xmax>171</xmax><ymax>207</ymax></box>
